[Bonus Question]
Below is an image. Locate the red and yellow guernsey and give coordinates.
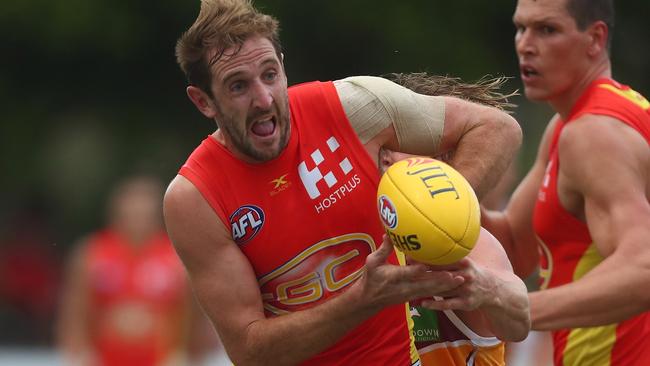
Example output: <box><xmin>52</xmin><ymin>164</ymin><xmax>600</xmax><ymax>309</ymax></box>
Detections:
<box><xmin>180</xmin><ymin>81</ymin><xmax>420</xmax><ymax>365</ymax></box>
<box><xmin>85</xmin><ymin>230</ymin><xmax>188</xmax><ymax>366</ymax></box>
<box><xmin>533</xmin><ymin>78</ymin><xmax>650</xmax><ymax>366</ymax></box>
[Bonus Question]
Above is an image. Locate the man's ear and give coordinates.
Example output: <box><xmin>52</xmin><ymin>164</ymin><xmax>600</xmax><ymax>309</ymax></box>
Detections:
<box><xmin>586</xmin><ymin>20</ymin><xmax>608</xmax><ymax>57</ymax></box>
<box><xmin>186</xmin><ymin>86</ymin><xmax>218</xmax><ymax>119</ymax></box>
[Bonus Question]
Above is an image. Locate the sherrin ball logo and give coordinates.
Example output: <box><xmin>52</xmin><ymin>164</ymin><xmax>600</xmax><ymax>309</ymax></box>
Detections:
<box><xmin>378</xmin><ymin>195</ymin><xmax>398</xmax><ymax>229</ymax></box>
<box><xmin>376</xmin><ymin>157</ymin><xmax>480</xmax><ymax>265</ymax></box>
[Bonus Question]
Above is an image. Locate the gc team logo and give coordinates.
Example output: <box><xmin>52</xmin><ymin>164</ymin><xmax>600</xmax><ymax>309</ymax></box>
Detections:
<box><xmin>259</xmin><ymin>233</ymin><xmax>376</xmax><ymax>315</ymax></box>
<box><xmin>229</xmin><ymin>205</ymin><xmax>264</xmax><ymax>245</ymax></box>
<box><xmin>378</xmin><ymin>195</ymin><xmax>398</xmax><ymax>229</ymax></box>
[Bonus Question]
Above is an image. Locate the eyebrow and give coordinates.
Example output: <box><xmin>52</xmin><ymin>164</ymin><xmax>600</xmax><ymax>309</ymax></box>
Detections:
<box><xmin>513</xmin><ymin>15</ymin><xmax>560</xmax><ymax>25</ymax></box>
<box><xmin>221</xmin><ymin>57</ymin><xmax>280</xmax><ymax>86</ymax></box>
<box><xmin>222</xmin><ymin>70</ymin><xmax>244</xmax><ymax>87</ymax></box>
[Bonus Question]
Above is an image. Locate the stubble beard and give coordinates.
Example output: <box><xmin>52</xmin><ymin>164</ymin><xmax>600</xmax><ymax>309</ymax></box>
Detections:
<box><xmin>217</xmin><ymin>101</ymin><xmax>291</xmax><ymax>162</ymax></box>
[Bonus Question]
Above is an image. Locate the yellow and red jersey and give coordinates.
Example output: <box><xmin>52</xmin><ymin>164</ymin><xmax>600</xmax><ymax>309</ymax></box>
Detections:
<box><xmin>85</xmin><ymin>229</ymin><xmax>188</xmax><ymax>366</ymax></box>
<box><xmin>180</xmin><ymin>81</ymin><xmax>419</xmax><ymax>365</ymax></box>
<box><xmin>533</xmin><ymin>78</ymin><xmax>650</xmax><ymax>366</ymax></box>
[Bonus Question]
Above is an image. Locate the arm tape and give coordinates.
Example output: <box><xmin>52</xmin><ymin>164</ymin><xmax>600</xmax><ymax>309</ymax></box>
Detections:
<box><xmin>334</xmin><ymin>76</ymin><xmax>445</xmax><ymax>155</ymax></box>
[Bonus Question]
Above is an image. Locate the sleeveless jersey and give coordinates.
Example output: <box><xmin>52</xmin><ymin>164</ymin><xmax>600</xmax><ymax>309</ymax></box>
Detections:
<box><xmin>410</xmin><ymin>300</ymin><xmax>504</xmax><ymax>366</ymax></box>
<box><xmin>533</xmin><ymin>78</ymin><xmax>650</xmax><ymax>366</ymax></box>
<box><xmin>85</xmin><ymin>229</ymin><xmax>188</xmax><ymax>366</ymax></box>
<box><xmin>179</xmin><ymin>81</ymin><xmax>419</xmax><ymax>366</ymax></box>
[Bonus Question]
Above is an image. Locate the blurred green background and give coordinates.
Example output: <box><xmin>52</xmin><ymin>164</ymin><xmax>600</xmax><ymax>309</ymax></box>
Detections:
<box><xmin>0</xmin><ymin>0</ymin><xmax>648</xmax><ymax>347</ymax></box>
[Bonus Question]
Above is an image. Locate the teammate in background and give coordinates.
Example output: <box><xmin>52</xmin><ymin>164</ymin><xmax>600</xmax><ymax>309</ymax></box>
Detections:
<box><xmin>57</xmin><ymin>175</ymin><xmax>214</xmax><ymax>366</ymax></box>
<box><xmin>482</xmin><ymin>0</ymin><xmax>650</xmax><ymax>365</ymax></box>
<box><xmin>379</xmin><ymin>74</ymin><xmax>527</xmax><ymax>366</ymax></box>
<box><xmin>164</xmin><ymin>1</ymin><xmax>528</xmax><ymax>365</ymax></box>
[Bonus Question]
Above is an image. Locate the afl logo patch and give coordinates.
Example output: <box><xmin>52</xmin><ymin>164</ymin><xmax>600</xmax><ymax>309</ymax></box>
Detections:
<box><xmin>229</xmin><ymin>205</ymin><xmax>265</xmax><ymax>245</ymax></box>
<box><xmin>378</xmin><ymin>195</ymin><xmax>397</xmax><ymax>229</ymax></box>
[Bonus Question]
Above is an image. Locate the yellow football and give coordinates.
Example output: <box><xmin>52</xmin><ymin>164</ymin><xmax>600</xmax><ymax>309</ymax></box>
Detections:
<box><xmin>377</xmin><ymin>157</ymin><xmax>480</xmax><ymax>265</ymax></box>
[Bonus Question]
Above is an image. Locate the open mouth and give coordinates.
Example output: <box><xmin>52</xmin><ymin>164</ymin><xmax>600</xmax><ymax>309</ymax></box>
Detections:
<box><xmin>250</xmin><ymin>116</ymin><xmax>277</xmax><ymax>137</ymax></box>
<box><xmin>521</xmin><ymin>66</ymin><xmax>540</xmax><ymax>79</ymax></box>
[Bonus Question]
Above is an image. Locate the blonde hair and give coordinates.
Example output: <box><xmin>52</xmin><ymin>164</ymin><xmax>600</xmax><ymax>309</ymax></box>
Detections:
<box><xmin>175</xmin><ymin>0</ymin><xmax>281</xmax><ymax>96</ymax></box>
<box><xmin>384</xmin><ymin>73</ymin><xmax>517</xmax><ymax>113</ymax></box>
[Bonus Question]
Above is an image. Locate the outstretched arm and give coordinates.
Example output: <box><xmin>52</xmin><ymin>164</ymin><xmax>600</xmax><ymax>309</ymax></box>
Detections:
<box><xmin>164</xmin><ymin>176</ymin><xmax>466</xmax><ymax>366</ymax></box>
<box><xmin>528</xmin><ymin>115</ymin><xmax>650</xmax><ymax>330</ymax></box>
<box><xmin>420</xmin><ymin>228</ymin><xmax>531</xmax><ymax>342</ymax></box>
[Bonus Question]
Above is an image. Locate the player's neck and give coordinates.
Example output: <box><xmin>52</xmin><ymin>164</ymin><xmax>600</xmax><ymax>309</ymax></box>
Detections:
<box><xmin>550</xmin><ymin>62</ymin><xmax>611</xmax><ymax>120</ymax></box>
<box><xmin>211</xmin><ymin>129</ymin><xmax>257</xmax><ymax>163</ymax></box>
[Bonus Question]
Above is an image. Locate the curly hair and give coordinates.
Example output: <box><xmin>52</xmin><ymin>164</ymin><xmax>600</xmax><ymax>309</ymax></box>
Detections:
<box><xmin>384</xmin><ymin>72</ymin><xmax>518</xmax><ymax>113</ymax></box>
<box><xmin>175</xmin><ymin>0</ymin><xmax>282</xmax><ymax>96</ymax></box>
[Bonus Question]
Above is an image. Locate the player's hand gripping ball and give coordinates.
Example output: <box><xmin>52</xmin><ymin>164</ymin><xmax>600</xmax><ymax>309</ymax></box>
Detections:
<box><xmin>377</xmin><ymin>157</ymin><xmax>480</xmax><ymax>265</ymax></box>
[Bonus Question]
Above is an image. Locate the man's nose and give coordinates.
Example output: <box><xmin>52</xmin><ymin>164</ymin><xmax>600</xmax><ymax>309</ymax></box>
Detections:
<box><xmin>515</xmin><ymin>29</ymin><xmax>535</xmax><ymax>56</ymax></box>
<box><xmin>251</xmin><ymin>80</ymin><xmax>273</xmax><ymax>110</ymax></box>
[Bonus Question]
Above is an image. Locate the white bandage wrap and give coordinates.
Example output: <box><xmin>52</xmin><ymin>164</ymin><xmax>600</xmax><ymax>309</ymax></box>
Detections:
<box><xmin>334</xmin><ymin>76</ymin><xmax>445</xmax><ymax>155</ymax></box>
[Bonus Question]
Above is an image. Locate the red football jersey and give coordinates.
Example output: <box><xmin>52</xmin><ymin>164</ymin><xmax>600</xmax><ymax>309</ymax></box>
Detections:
<box><xmin>533</xmin><ymin>78</ymin><xmax>650</xmax><ymax>366</ymax></box>
<box><xmin>180</xmin><ymin>81</ymin><xmax>419</xmax><ymax>365</ymax></box>
<box><xmin>85</xmin><ymin>229</ymin><xmax>188</xmax><ymax>366</ymax></box>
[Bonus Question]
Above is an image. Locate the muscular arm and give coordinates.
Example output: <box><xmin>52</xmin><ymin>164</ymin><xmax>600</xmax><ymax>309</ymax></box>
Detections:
<box><xmin>481</xmin><ymin>116</ymin><xmax>560</xmax><ymax>277</ymax></box>
<box><xmin>437</xmin><ymin>96</ymin><xmax>522</xmax><ymax>199</ymax></box>
<box><xmin>164</xmin><ymin>176</ymin><xmax>465</xmax><ymax>366</ymax></box>
<box><xmin>528</xmin><ymin>115</ymin><xmax>650</xmax><ymax>330</ymax></box>
<box><xmin>421</xmin><ymin>228</ymin><xmax>530</xmax><ymax>342</ymax></box>
<box><xmin>335</xmin><ymin>76</ymin><xmax>522</xmax><ymax>199</ymax></box>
